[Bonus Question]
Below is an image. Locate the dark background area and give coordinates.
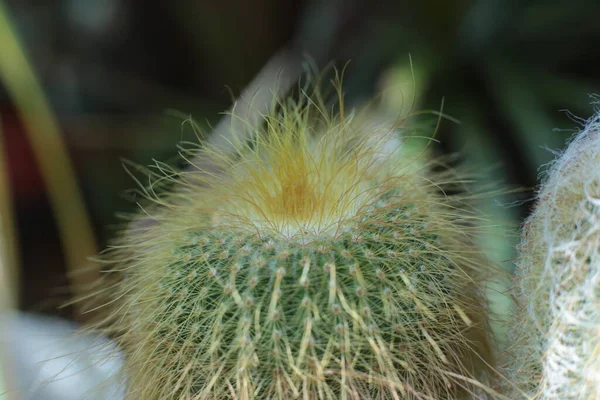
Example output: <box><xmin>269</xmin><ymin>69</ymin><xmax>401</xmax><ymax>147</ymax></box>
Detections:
<box><xmin>1</xmin><ymin>0</ymin><xmax>600</xmax><ymax>321</ymax></box>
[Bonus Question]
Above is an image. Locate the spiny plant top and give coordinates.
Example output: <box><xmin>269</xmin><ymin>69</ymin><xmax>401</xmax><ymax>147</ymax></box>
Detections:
<box><xmin>508</xmin><ymin>109</ymin><xmax>600</xmax><ymax>400</ymax></box>
<box><xmin>90</xmin><ymin>87</ymin><xmax>499</xmax><ymax>399</ymax></box>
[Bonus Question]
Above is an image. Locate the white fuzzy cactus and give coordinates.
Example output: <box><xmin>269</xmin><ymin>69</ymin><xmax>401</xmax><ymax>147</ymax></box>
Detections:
<box><xmin>507</xmin><ymin>106</ymin><xmax>600</xmax><ymax>399</ymax></box>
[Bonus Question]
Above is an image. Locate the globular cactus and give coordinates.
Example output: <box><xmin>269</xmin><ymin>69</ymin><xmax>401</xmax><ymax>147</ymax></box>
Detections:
<box><xmin>87</xmin><ymin>83</ymin><xmax>500</xmax><ymax>399</ymax></box>
<box><xmin>506</xmin><ymin>107</ymin><xmax>600</xmax><ymax>399</ymax></box>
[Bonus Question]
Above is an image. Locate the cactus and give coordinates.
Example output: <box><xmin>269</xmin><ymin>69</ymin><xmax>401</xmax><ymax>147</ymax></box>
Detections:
<box><xmin>86</xmin><ymin>84</ymin><xmax>500</xmax><ymax>399</ymax></box>
<box><xmin>506</xmin><ymin>107</ymin><xmax>600</xmax><ymax>399</ymax></box>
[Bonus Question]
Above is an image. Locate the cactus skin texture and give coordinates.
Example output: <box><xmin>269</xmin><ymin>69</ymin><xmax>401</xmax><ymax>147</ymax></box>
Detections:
<box><xmin>507</xmin><ymin>109</ymin><xmax>600</xmax><ymax>399</ymax></box>
<box><xmin>88</xmin><ymin>86</ymin><xmax>499</xmax><ymax>399</ymax></box>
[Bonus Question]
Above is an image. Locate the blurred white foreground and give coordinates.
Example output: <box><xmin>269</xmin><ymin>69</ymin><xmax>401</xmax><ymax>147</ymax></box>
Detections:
<box><xmin>1</xmin><ymin>312</ymin><xmax>124</xmax><ymax>400</ymax></box>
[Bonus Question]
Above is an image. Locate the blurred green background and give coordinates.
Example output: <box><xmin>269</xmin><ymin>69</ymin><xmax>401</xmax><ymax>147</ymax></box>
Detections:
<box><xmin>1</xmin><ymin>0</ymin><xmax>599</xmax><ymax>323</ymax></box>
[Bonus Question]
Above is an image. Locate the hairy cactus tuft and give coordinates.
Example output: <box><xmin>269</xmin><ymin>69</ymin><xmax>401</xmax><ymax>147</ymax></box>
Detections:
<box><xmin>85</xmin><ymin>84</ymin><xmax>500</xmax><ymax>399</ymax></box>
<box><xmin>506</xmin><ymin>107</ymin><xmax>600</xmax><ymax>399</ymax></box>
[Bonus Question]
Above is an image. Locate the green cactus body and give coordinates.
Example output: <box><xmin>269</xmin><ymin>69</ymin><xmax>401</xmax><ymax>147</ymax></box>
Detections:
<box><xmin>90</xmin><ymin>89</ymin><xmax>497</xmax><ymax>399</ymax></box>
<box><xmin>507</xmin><ymin>110</ymin><xmax>600</xmax><ymax>399</ymax></box>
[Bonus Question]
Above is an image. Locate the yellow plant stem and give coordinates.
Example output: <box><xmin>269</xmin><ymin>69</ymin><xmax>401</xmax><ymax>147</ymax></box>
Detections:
<box><xmin>0</xmin><ymin>115</ymin><xmax>18</xmax><ymax>308</ymax></box>
<box><xmin>0</xmin><ymin>248</ymin><xmax>15</xmax><ymax>400</ymax></box>
<box><xmin>0</xmin><ymin>186</ymin><xmax>15</xmax><ymax>398</ymax></box>
<box><xmin>0</xmin><ymin>1</ymin><xmax>99</xmax><ymax>320</ymax></box>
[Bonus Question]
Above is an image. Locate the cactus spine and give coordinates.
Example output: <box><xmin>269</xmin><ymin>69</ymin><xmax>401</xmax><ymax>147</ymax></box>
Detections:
<box><xmin>507</xmin><ymin>108</ymin><xmax>600</xmax><ymax>399</ymax></box>
<box><xmin>89</xmin><ymin>85</ymin><xmax>499</xmax><ymax>399</ymax></box>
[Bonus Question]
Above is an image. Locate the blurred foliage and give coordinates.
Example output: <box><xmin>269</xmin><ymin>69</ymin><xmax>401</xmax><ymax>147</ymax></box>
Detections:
<box><xmin>0</xmin><ymin>0</ymin><xmax>598</xmax><ymax>322</ymax></box>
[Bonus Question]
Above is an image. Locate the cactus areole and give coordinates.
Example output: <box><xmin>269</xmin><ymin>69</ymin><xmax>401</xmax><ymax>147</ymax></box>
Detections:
<box><xmin>89</xmin><ymin>86</ymin><xmax>496</xmax><ymax>399</ymax></box>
